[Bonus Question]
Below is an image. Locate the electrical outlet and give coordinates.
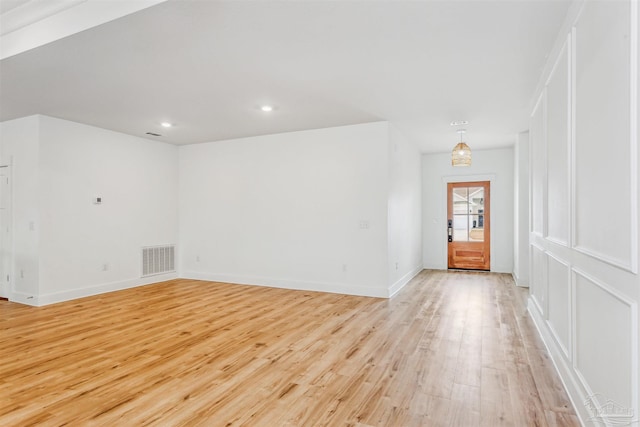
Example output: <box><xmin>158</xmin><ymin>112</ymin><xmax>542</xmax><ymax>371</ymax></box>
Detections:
<box><xmin>342</xmin><ymin>264</ymin><xmax>347</xmax><ymax>272</ymax></box>
<box><xmin>102</xmin><ymin>263</ymin><xmax>109</xmax><ymax>271</ymax></box>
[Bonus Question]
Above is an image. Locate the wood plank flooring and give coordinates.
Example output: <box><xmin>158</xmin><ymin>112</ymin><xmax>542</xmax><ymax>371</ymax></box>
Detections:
<box><xmin>0</xmin><ymin>270</ymin><xmax>579</xmax><ymax>426</ymax></box>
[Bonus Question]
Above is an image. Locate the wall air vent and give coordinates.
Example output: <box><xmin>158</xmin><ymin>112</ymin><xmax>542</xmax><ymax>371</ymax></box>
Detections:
<box><xmin>142</xmin><ymin>245</ymin><xmax>175</xmax><ymax>277</ymax></box>
<box><xmin>146</xmin><ymin>132</ymin><xmax>162</xmax><ymax>137</ymax></box>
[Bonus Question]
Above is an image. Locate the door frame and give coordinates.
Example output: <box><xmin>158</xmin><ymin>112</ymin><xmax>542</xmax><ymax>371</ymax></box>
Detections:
<box><xmin>441</xmin><ymin>174</ymin><xmax>496</xmax><ymax>271</ymax></box>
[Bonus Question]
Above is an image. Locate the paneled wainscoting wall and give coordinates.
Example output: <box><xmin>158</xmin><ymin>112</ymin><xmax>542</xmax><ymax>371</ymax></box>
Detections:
<box><xmin>528</xmin><ymin>1</ymin><xmax>639</xmax><ymax>425</ymax></box>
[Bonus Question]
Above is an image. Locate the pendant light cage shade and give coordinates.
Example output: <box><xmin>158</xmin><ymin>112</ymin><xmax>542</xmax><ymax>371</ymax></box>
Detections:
<box><xmin>452</xmin><ymin>142</ymin><xmax>472</xmax><ymax>166</ymax></box>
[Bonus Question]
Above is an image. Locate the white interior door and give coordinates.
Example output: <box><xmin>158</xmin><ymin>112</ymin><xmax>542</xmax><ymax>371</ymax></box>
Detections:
<box><xmin>0</xmin><ymin>166</ymin><xmax>11</xmax><ymax>298</ymax></box>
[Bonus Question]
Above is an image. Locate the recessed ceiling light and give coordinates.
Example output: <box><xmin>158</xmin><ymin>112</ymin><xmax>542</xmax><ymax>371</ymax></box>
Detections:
<box><xmin>450</xmin><ymin>120</ymin><xmax>469</xmax><ymax>126</ymax></box>
<box><xmin>161</xmin><ymin>122</ymin><xmax>172</xmax><ymax>128</ymax></box>
<box><xmin>260</xmin><ymin>105</ymin><xmax>274</xmax><ymax>112</ymax></box>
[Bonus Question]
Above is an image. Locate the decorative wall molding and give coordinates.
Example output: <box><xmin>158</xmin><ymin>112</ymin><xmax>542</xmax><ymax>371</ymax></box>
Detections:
<box><xmin>530</xmin><ymin>89</ymin><xmax>547</xmax><ymax>237</ymax></box>
<box><xmin>573</xmin><ymin>245</ymin><xmax>637</xmax><ymax>274</ymax></box>
<box><xmin>570</xmin><ymin>26</ymin><xmax>577</xmax><ymax>258</ymax></box>
<box><xmin>546</xmin><ymin>252</ymin><xmax>571</xmax><ymax>360</ymax></box>
<box><xmin>544</xmin><ymin>35</ymin><xmax>571</xmax><ymax>248</ymax></box>
<box><xmin>572</xmin><ymin>267</ymin><xmax>638</xmax><ymax>426</ymax></box>
<box><xmin>545</xmin><ymin>236</ymin><xmax>568</xmax><ymax>248</ymax></box>
<box><xmin>530</xmin><ymin>244</ymin><xmax>547</xmax><ymax>316</ymax></box>
<box><xmin>528</xmin><ymin>297</ymin><xmax>591</xmax><ymax>425</ymax></box>
<box><xmin>571</xmin><ymin>0</ymin><xmax>638</xmax><ymax>274</ymax></box>
<box><xmin>529</xmin><ymin>3</ymin><xmax>639</xmax><ymax>424</ymax></box>
<box><xmin>629</xmin><ymin>0</ymin><xmax>638</xmax><ymax>275</ymax></box>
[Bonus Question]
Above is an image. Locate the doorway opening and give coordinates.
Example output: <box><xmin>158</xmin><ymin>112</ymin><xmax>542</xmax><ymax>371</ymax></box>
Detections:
<box><xmin>447</xmin><ymin>181</ymin><xmax>490</xmax><ymax>271</ymax></box>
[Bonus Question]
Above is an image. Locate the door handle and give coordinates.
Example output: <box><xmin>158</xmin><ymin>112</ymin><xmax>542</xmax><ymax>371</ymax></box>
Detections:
<box><xmin>447</xmin><ymin>219</ymin><xmax>453</xmax><ymax>242</ymax></box>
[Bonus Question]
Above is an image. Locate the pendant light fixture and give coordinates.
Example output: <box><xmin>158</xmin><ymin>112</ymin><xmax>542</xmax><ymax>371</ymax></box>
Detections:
<box><xmin>451</xmin><ymin>129</ymin><xmax>471</xmax><ymax>167</ymax></box>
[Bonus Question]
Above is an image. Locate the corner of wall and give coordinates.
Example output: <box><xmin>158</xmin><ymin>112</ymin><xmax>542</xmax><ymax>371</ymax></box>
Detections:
<box><xmin>0</xmin><ymin>115</ymin><xmax>42</xmax><ymax>302</ymax></box>
<box><xmin>512</xmin><ymin>271</ymin><xmax>529</xmax><ymax>287</ymax></box>
<box><xmin>387</xmin><ymin>124</ymin><xmax>423</xmax><ymax>295</ymax></box>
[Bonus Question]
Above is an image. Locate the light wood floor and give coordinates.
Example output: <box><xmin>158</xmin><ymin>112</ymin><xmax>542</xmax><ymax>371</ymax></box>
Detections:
<box><xmin>0</xmin><ymin>270</ymin><xmax>579</xmax><ymax>426</ymax></box>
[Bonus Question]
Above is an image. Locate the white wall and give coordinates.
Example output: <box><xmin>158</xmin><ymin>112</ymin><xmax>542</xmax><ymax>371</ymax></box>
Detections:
<box><xmin>527</xmin><ymin>1</ymin><xmax>639</xmax><ymax>425</ymax></box>
<box><xmin>0</xmin><ymin>115</ymin><xmax>179</xmax><ymax>305</ymax></box>
<box><xmin>387</xmin><ymin>125</ymin><xmax>423</xmax><ymax>295</ymax></box>
<box><xmin>513</xmin><ymin>131</ymin><xmax>530</xmax><ymax>286</ymax></box>
<box><xmin>179</xmin><ymin>122</ymin><xmax>397</xmax><ymax>297</ymax></box>
<box><xmin>37</xmin><ymin>116</ymin><xmax>179</xmax><ymax>304</ymax></box>
<box><xmin>0</xmin><ymin>116</ymin><xmax>40</xmax><ymax>303</ymax></box>
<box><xmin>422</xmin><ymin>148</ymin><xmax>514</xmax><ymax>273</ymax></box>
<box><xmin>1</xmin><ymin>118</ymin><xmax>422</xmax><ymax>304</ymax></box>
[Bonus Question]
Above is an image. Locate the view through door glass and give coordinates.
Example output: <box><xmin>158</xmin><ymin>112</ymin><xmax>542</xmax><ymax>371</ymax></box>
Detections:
<box><xmin>453</xmin><ymin>186</ymin><xmax>485</xmax><ymax>242</ymax></box>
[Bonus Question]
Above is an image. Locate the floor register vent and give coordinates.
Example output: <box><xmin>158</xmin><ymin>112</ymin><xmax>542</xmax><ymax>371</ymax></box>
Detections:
<box><xmin>142</xmin><ymin>245</ymin><xmax>176</xmax><ymax>277</ymax></box>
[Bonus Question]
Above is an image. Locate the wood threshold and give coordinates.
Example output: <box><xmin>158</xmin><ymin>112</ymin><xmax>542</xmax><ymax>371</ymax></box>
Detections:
<box><xmin>0</xmin><ymin>271</ymin><xmax>578</xmax><ymax>426</ymax></box>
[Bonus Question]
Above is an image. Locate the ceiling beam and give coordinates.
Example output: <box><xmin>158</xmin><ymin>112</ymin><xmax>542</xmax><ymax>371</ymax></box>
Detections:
<box><xmin>0</xmin><ymin>0</ymin><xmax>167</xmax><ymax>60</ymax></box>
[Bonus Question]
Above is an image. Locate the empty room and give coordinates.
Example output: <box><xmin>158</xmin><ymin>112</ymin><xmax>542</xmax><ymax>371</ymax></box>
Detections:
<box><xmin>0</xmin><ymin>0</ymin><xmax>638</xmax><ymax>426</ymax></box>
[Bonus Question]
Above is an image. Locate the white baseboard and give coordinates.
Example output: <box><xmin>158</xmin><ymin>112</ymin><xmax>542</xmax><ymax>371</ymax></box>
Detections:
<box><xmin>34</xmin><ymin>273</ymin><xmax>179</xmax><ymax>306</ymax></box>
<box><xmin>182</xmin><ymin>271</ymin><xmax>389</xmax><ymax>298</ymax></box>
<box><xmin>10</xmin><ymin>291</ymin><xmax>40</xmax><ymax>306</ymax></box>
<box><xmin>423</xmin><ymin>262</ymin><xmax>446</xmax><ymax>270</ymax></box>
<box><xmin>512</xmin><ymin>271</ymin><xmax>529</xmax><ymax>287</ymax></box>
<box><xmin>389</xmin><ymin>266</ymin><xmax>423</xmax><ymax>297</ymax></box>
<box><xmin>9</xmin><ymin>267</ymin><xmax>418</xmax><ymax>306</ymax></box>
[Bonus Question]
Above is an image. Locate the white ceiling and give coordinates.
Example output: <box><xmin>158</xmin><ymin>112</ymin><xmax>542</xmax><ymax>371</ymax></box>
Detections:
<box><xmin>0</xmin><ymin>0</ymin><xmax>571</xmax><ymax>152</ymax></box>
<box><xmin>0</xmin><ymin>0</ymin><xmax>30</xmax><ymax>15</ymax></box>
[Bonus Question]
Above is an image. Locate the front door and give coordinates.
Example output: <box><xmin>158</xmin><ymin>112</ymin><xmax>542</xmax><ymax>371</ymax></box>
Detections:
<box><xmin>447</xmin><ymin>181</ymin><xmax>490</xmax><ymax>270</ymax></box>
